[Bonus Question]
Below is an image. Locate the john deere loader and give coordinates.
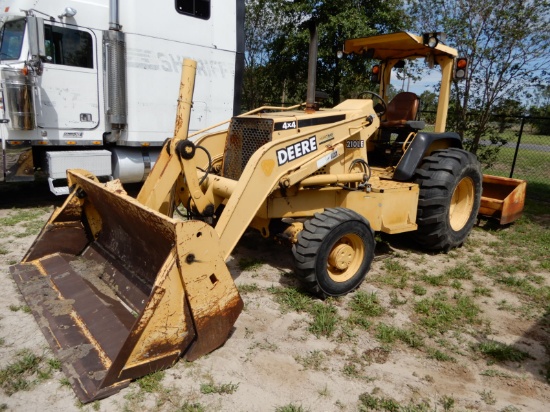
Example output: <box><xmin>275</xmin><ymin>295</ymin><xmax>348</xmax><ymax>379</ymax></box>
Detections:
<box><xmin>9</xmin><ymin>30</ymin><xmax>522</xmax><ymax>402</ymax></box>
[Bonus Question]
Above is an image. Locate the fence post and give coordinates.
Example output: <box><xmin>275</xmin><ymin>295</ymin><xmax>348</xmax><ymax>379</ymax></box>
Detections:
<box><xmin>510</xmin><ymin>116</ymin><xmax>526</xmax><ymax>178</ymax></box>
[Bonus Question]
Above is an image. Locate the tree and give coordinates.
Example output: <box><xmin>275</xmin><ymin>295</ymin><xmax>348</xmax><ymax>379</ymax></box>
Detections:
<box><xmin>528</xmin><ymin>85</ymin><xmax>550</xmax><ymax>135</ymax></box>
<box><xmin>243</xmin><ymin>0</ymin><xmax>409</xmax><ymax>109</ymax></box>
<box><xmin>408</xmin><ymin>0</ymin><xmax>550</xmax><ymax>165</ymax></box>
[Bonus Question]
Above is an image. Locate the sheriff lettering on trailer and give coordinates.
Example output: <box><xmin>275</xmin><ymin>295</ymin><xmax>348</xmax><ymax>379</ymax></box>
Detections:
<box><xmin>277</xmin><ymin>136</ymin><xmax>318</xmax><ymax>166</ymax></box>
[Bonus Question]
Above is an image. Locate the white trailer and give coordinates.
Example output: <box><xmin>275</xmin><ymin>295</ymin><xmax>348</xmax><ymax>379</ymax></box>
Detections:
<box><xmin>0</xmin><ymin>0</ymin><xmax>244</xmax><ymax>193</ymax></box>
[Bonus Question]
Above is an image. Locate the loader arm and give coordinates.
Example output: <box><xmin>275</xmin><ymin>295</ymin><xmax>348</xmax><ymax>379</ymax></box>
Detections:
<box><xmin>213</xmin><ymin>110</ymin><xmax>379</xmax><ymax>259</ymax></box>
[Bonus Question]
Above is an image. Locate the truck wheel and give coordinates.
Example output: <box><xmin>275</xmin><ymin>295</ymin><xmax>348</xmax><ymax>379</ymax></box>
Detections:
<box><xmin>292</xmin><ymin>208</ymin><xmax>375</xmax><ymax>298</ymax></box>
<box><xmin>412</xmin><ymin>148</ymin><xmax>482</xmax><ymax>251</ymax></box>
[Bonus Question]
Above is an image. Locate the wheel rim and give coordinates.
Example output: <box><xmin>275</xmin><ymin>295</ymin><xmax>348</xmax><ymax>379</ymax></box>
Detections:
<box><xmin>449</xmin><ymin>176</ymin><xmax>475</xmax><ymax>231</ymax></box>
<box><xmin>327</xmin><ymin>234</ymin><xmax>365</xmax><ymax>283</ymax></box>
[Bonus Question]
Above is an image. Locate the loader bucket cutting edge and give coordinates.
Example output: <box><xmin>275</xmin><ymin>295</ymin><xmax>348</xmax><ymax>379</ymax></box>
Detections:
<box><xmin>9</xmin><ymin>170</ymin><xmax>243</xmax><ymax>403</ymax></box>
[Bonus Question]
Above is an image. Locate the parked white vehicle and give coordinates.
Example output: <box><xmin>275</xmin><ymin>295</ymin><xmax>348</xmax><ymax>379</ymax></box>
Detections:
<box><xmin>0</xmin><ymin>0</ymin><xmax>244</xmax><ymax>193</ymax></box>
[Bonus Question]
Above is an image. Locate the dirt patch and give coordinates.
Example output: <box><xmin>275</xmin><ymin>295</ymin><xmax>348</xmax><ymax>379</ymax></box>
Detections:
<box><xmin>0</xmin><ymin>198</ymin><xmax>549</xmax><ymax>411</ymax></box>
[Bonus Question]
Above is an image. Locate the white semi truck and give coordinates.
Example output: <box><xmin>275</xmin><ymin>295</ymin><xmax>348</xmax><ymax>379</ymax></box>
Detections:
<box><xmin>0</xmin><ymin>0</ymin><xmax>244</xmax><ymax>194</ymax></box>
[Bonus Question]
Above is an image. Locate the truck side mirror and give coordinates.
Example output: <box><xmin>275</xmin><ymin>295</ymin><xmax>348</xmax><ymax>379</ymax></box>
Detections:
<box><xmin>27</xmin><ymin>17</ymin><xmax>46</xmax><ymax>61</ymax></box>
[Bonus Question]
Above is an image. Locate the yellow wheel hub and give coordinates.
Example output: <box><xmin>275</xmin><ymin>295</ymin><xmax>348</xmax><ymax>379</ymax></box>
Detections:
<box><xmin>449</xmin><ymin>176</ymin><xmax>475</xmax><ymax>231</ymax></box>
<box><xmin>327</xmin><ymin>234</ymin><xmax>364</xmax><ymax>283</ymax></box>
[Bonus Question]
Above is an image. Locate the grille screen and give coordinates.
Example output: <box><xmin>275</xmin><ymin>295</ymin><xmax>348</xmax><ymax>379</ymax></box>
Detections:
<box><xmin>222</xmin><ymin>118</ymin><xmax>274</xmax><ymax>180</ymax></box>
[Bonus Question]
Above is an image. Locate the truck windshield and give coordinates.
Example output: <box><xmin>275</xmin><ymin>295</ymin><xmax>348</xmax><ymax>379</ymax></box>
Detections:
<box><xmin>0</xmin><ymin>18</ymin><xmax>25</xmax><ymax>61</ymax></box>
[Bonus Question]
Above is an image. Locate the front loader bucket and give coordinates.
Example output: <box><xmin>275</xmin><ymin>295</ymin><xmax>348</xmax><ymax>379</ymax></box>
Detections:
<box><xmin>9</xmin><ymin>170</ymin><xmax>243</xmax><ymax>402</ymax></box>
<box><xmin>479</xmin><ymin>174</ymin><xmax>527</xmax><ymax>225</ymax></box>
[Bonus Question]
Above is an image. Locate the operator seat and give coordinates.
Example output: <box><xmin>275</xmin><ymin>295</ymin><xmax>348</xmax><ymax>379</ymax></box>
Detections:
<box><xmin>380</xmin><ymin>92</ymin><xmax>424</xmax><ymax>130</ymax></box>
<box><xmin>373</xmin><ymin>92</ymin><xmax>425</xmax><ymax>168</ymax></box>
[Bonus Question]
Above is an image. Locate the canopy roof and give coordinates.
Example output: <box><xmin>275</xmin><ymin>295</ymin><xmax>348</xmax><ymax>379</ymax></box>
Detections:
<box><xmin>344</xmin><ymin>32</ymin><xmax>457</xmax><ymax>61</ymax></box>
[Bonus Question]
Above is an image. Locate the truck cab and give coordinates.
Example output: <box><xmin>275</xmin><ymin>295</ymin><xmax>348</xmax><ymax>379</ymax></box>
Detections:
<box><xmin>0</xmin><ymin>0</ymin><xmax>244</xmax><ymax>193</ymax></box>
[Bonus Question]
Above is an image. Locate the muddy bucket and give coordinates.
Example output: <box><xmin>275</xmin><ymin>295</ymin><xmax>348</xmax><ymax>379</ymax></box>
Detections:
<box><xmin>9</xmin><ymin>170</ymin><xmax>242</xmax><ymax>402</ymax></box>
<box><xmin>479</xmin><ymin>174</ymin><xmax>527</xmax><ymax>225</ymax></box>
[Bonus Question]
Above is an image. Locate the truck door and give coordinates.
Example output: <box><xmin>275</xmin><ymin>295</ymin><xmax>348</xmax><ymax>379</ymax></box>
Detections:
<box><xmin>36</xmin><ymin>23</ymin><xmax>99</xmax><ymax>130</ymax></box>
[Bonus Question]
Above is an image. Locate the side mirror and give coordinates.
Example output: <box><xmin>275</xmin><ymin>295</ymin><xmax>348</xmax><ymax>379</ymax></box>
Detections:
<box><xmin>27</xmin><ymin>16</ymin><xmax>46</xmax><ymax>59</ymax></box>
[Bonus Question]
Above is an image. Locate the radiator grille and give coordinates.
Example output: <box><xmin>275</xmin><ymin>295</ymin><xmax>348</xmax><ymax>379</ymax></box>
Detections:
<box><xmin>222</xmin><ymin>118</ymin><xmax>273</xmax><ymax>180</ymax></box>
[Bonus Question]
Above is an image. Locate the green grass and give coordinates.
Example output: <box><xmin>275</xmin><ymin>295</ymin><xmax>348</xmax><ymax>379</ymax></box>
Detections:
<box><xmin>0</xmin><ymin>350</ymin><xmax>60</xmax><ymax>395</ymax></box>
<box><xmin>199</xmin><ymin>381</ymin><xmax>239</xmax><ymax>395</ymax></box>
<box><xmin>349</xmin><ymin>292</ymin><xmax>385</xmax><ymax>318</ymax></box>
<box><xmin>375</xmin><ymin>323</ymin><xmax>424</xmax><ymax>348</ymax></box>
<box><xmin>268</xmin><ymin>286</ymin><xmax>312</xmax><ymax>313</ymax></box>
<box><xmin>238</xmin><ymin>257</ymin><xmax>264</xmax><ymax>271</ymax></box>
<box><xmin>239</xmin><ymin>283</ymin><xmax>259</xmax><ymax>294</ymax></box>
<box><xmin>414</xmin><ymin>292</ymin><xmax>481</xmax><ymax>335</ymax></box>
<box><xmin>308</xmin><ymin>302</ymin><xmax>339</xmax><ymax>337</ymax></box>
<box><xmin>136</xmin><ymin>370</ymin><xmax>165</xmax><ymax>393</ymax></box>
<box><xmin>475</xmin><ymin>340</ymin><xmax>531</xmax><ymax>362</ymax></box>
<box><xmin>294</xmin><ymin>350</ymin><xmax>325</xmax><ymax>371</ymax></box>
<box><xmin>275</xmin><ymin>404</ymin><xmax>309</xmax><ymax>412</ymax></box>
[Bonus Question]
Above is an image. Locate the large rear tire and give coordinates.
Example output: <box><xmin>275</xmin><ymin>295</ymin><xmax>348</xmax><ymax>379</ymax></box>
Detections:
<box><xmin>292</xmin><ymin>208</ymin><xmax>375</xmax><ymax>298</ymax></box>
<box><xmin>412</xmin><ymin>148</ymin><xmax>482</xmax><ymax>251</ymax></box>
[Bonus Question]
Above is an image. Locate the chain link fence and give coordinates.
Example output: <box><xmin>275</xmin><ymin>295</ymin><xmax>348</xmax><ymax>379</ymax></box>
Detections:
<box><xmin>419</xmin><ymin>111</ymin><xmax>550</xmax><ymax>202</ymax></box>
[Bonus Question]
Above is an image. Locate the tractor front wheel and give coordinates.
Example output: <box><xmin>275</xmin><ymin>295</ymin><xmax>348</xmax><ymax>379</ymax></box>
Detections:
<box><xmin>292</xmin><ymin>208</ymin><xmax>375</xmax><ymax>298</ymax></box>
<box><xmin>412</xmin><ymin>148</ymin><xmax>482</xmax><ymax>251</ymax></box>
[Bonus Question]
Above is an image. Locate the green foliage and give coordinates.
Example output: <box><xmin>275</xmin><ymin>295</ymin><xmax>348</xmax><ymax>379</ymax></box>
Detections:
<box><xmin>199</xmin><ymin>381</ymin><xmax>239</xmax><ymax>395</ymax></box>
<box><xmin>136</xmin><ymin>370</ymin><xmax>165</xmax><ymax>393</ymax></box>
<box><xmin>243</xmin><ymin>0</ymin><xmax>409</xmax><ymax>110</ymax></box>
<box><xmin>375</xmin><ymin>323</ymin><xmax>424</xmax><ymax>348</ymax></box>
<box><xmin>268</xmin><ymin>286</ymin><xmax>312</xmax><ymax>313</ymax></box>
<box><xmin>409</xmin><ymin>0</ymin><xmax>550</xmax><ymax>162</ymax></box>
<box><xmin>275</xmin><ymin>404</ymin><xmax>309</xmax><ymax>412</ymax></box>
<box><xmin>0</xmin><ymin>350</ymin><xmax>59</xmax><ymax>395</ymax></box>
<box><xmin>238</xmin><ymin>257</ymin><xmax>264</xmax><ymax>271</ymax></box>
<box><xmin>308</xmin><ymin>302</ymin><xmax>339</xmax><ymax>337</ymax></box>
<box><xmin>414</xmin><ymin>292</ymin><xmax>480</xmax><ymax>334</ymax></box>
<box><xmin>349</xmin><ymin>291</ymin><xmax>385</xmax><ymax>317</ymax></box>
<box><xmin>475</xmin><ymin>341</ymin><xmax>531</xmax><ymax>362</ymax></box>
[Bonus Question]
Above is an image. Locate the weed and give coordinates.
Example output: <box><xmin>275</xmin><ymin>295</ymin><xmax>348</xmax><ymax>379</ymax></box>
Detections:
<box><xmin>427</xmin><ymin>348</ymin><xmax>456</xmax><ymax>362</ymax></box>
<box><xmin>269</xmin><ymin>286</ymin><xmax>312</xmax><ymax>313</ymax></box>
<box><xmin>479</xmin><ymin>368</ymin><xmax>513</xmax><ymax>378</ymax></box>
<box><xmin>349</xmin><ymin>291</ymin><xmax>385</xmax><ymax>317</ymax></box>
<box><xmin>476</xmin><ymin>341</ymin><xmax>531</xmax><ymax>362</ymax></box>
<box><xmin>308</xmin><ymin>302</ymin><xmax>338</xmax><ymax>337</ymax></box>
<box><xmin>389</xmin><ymin>291</ymin><xmax>407</xmax><ymax>306</ymax></box>
<box><xmin>136</xmin><ymin>370</ymin><xmax>165</xmax><ymax>393</ymax></box>
<box><xmin>444</xmin><ymin>263</ymin><xmax>473</xmax><ymax>280</ymax></box>
<box><xmin>0</xmin><ymin>349</ymin><xmax>52</xmax><ymax>395</ymax></box>
<box><xmin>238</xmin><ymin>257</ymin><xmax>263</xmax><ymax>271</ymax></box>
<box><xmin>239</xmin><ymin>283</ymin><xmax>259</xmax><ymax>293</ymax></box>
<box><xmin>47</xmin><ymin>358</ymin><xmax>62</xmax><ymax>371</ymax></box>
<box><xmin>0</xmin><ymin>338</ymin><xmax>4</xmax><ymax>346</ymax></box>
<box><xmin>358</xmin><ymin>393</ymin><xmax>431</xmax><ymax>411</ymax></box>
<box><xmin>375</xmin><ymin>323</ymin><xmax>423</xmax><ymax>348</ymax></box>
<box><xmin>200</xmin><ymin>381</ymin><xmax>239</xmax><ymax>395</ymax></box>
<box><xmin>275</xmin><ymin>404</ymin><xmax>309</xmax><ymax>412</ymax></box>
<box><xmin>295</xmin><ymin>350</ymin><xmax>325</xmax><ymax>371</ymax></box>
<box><xmin>473</xmin><ymin>286</ymin><xmax>492</xmax><ymax>297</ymax></box>
<box><xmin>421</xmin><ymin>273</ymin><xmax>448</xmax><ymax>286</ymax></box>
<box><xmin>318</xmin><ymin>384</ymin><xmax>330</xmax><ymax>397</ymax></box>
<box><xmin>342</xmin><ymin>363</ymin><xmax>361</xmax><ymax>379</ymax></box>
<box><xmin>414</xmin><ymin>292</ymin><xmax>480</xmax><ymax>335</ymax></box>
<box><xmin>180</xmin><ymin>402</ymin><xmax>206</xmax><ymax>412</ymax></box>
<box><xmin>59</xmin><ymin>377</ymin><xmax>72</xmax><ymax>387</ymax></box>
<box><xmin>440</xmin><ymin>395</ymin><xmax>455</xmax><ymax>411</ymax></box>
<box><xmin>479</xmin><ymin>389</ymin><xmax>496</xmax><ymax>405</ymax></box>
<box><xmin>0</xmin><ymin>246</ymin><xmax>7</xmax><ymax>255</ymax></box>
<box><xmin>412</xmin><ymin>284</ymin><xmax>427</xmax><ymax>296</ymax></box>
<box><xmin>249</xmin><ymin>339</ymin><xmax>278</xmax><ymax>352</ymax></box>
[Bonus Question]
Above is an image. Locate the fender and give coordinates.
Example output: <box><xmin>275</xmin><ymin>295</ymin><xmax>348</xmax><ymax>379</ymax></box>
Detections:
<box><xmin>393</xmin><ymin>132</ymin><xmax>463</xmax><ymax>181</ymax></box>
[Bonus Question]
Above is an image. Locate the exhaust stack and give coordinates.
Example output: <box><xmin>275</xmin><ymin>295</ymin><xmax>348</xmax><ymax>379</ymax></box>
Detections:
<box><xmin>305</xmin><ymin>21</ymin><xmax>318</xmax><ymax>113</ymax></box>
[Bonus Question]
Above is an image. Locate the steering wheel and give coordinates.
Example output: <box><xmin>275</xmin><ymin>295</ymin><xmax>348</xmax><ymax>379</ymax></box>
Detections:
<box><xmin>358</xmin><ymin>91</ymin><xmax>387</xmax><ymax>116</ymax></box>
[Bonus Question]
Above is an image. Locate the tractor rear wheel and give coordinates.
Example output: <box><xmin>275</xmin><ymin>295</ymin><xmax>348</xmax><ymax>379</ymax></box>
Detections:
<box><xmin>292</xmin><ymin>208</ymin><xmax>375</xmax><ymax>298</ymax></box>
<box><xmin>412</xmin><ymin>148</ymin><xmax>482</xmax><ymax>251</ymax></box>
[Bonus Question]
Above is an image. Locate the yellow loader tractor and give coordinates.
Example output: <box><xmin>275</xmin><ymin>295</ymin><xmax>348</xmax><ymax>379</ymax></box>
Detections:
<box><xmin>9</xmin><ymin>31</ymin><xmax>521</xmax><ymax>402</ymax></box>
